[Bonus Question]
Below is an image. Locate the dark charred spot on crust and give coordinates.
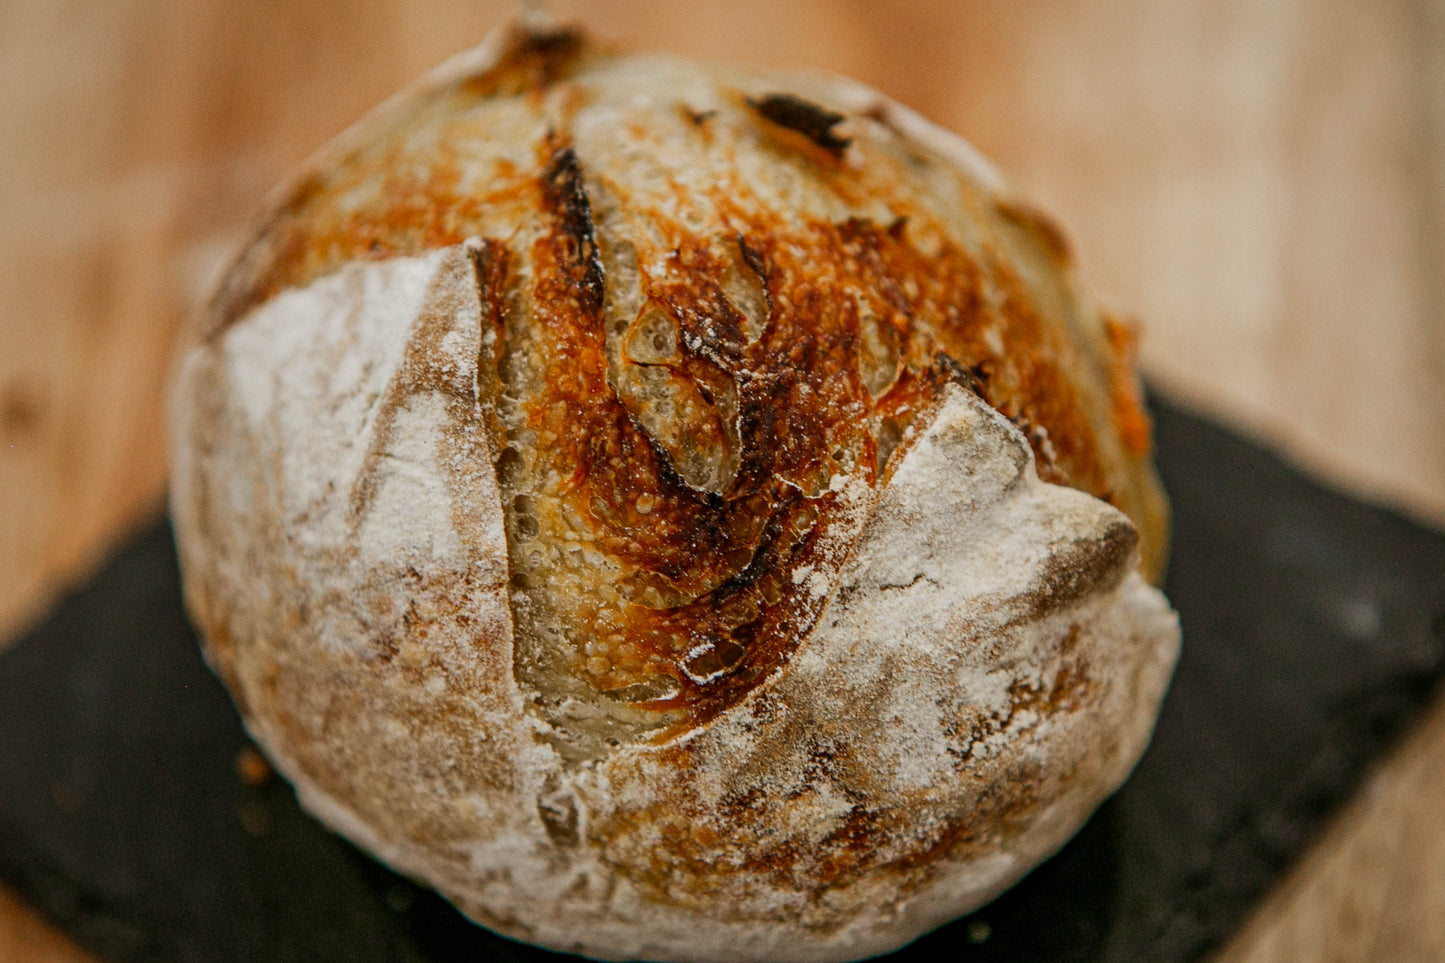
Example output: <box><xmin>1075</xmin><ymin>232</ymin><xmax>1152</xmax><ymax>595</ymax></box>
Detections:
<box><xmin>459</xmin><ymin>23</ymin><xmax>586</xmax><ymax>99</ymax></box>
<box><xmin>539</xmin><ymin>140</ymin><xmax>604</xmax><ymax>309</ymax></box>
<box><xmin>746</xmin><ymin>93</ymin><xmax>852</xmax><ymax>157</ymax></box>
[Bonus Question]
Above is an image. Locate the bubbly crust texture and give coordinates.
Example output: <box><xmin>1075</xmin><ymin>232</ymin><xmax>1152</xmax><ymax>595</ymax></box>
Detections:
<box><xmin>168</xmin><ymin>22</ymin><xmax>1181</xmax><ymax>963</ymax></box>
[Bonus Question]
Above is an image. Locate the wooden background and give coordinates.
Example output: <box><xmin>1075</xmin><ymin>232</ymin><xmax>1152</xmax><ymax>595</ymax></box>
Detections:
<box><xmin>2</xmin><ymin>0</ymin><xmax>1442</xmax><ymax>959</ymax></box>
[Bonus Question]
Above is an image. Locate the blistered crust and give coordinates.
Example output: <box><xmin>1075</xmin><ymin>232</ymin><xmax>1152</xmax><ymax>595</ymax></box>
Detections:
<box><xmin>169</xmin><ymin>22</ymin><xmax>1181</xmax><ymax>963</ymax></box>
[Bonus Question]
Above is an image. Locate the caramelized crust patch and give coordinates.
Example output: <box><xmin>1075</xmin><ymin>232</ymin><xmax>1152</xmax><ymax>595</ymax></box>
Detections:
<box><xmin>1102</xmin><ymin>312</ymin><xmax>1154</xmax><ymax>459</ymax></box>
<box><xmin>481</xmin><ymin>154</ymin><xmax>1121</xmax><ymax>745</ymax></box>
<box><xmin>210</xmin><ymin>152</ymin><xmax>538</xmax><ymax>334</ymax></box>
<box><xmin>207</xmin><ymin>23</ymin><xmax>590</xmax><ymax>335</ymax></box>
<box><xmin>208</xmin><ymin>59</ymin><xmax>1159</xmax><ymax>751</ymax></box>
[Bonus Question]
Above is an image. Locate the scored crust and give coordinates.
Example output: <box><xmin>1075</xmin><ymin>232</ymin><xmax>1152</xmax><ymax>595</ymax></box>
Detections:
<box><xmin>168</xmin><ymin>21</ymin><xmax>1181</xmax><ymax>963</ymax></box>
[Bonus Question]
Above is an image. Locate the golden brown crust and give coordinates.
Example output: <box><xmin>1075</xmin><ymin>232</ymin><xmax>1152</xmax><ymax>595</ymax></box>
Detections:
<box><xmin>169</xmin><ymin>23</ymin><xmax>1180</xmax><ymax>962</ymax></box>
<box><xmin>206</xmin><ymin>23</ymin><xmax>597</xmax><ymax>333</ymax></box>
<box><xmin>201</xmin><ymin>33</ymin><xmax>1170</xmax><ymax>729</ymax></box>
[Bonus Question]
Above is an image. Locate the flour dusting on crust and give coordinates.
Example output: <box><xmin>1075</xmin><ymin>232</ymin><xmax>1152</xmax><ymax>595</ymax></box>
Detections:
<box><xmin>168</xmin><ymin>22</ymin><xmax>1180</xmax><ymax>963</ymax></box>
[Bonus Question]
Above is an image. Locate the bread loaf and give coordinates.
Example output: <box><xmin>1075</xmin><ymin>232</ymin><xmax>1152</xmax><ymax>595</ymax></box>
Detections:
<box><xmin>168</xmin><ymin>20</ymin><xmax>1180</xmax><ymax>962</ymax></box>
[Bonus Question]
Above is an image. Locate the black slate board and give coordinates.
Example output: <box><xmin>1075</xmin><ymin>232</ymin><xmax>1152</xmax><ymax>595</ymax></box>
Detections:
<box><xmin>2</xmin><ymin>400</ymin><xmax>1444</xmax><ymax>963</ymax></box>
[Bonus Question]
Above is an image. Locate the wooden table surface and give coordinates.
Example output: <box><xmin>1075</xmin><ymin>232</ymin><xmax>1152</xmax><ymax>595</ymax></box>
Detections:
<box><xmin>3</xmin><ymin>1</ymin><xmax>1443</xmax><ymax>959</ymax></box>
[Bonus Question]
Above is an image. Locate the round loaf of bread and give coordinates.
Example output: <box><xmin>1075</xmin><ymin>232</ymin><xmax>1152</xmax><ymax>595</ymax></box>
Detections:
<box><xmin>168</xmin><ymin>20</ymin><xmax>1180</xmax><ymax>963</ymax></box>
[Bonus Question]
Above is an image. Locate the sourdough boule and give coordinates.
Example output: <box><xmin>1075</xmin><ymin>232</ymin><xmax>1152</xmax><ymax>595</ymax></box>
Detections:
<box><xmin>168</xmin><ymin>19</ymin><xmax>1180</xmax><ymax>963</ymax></box>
